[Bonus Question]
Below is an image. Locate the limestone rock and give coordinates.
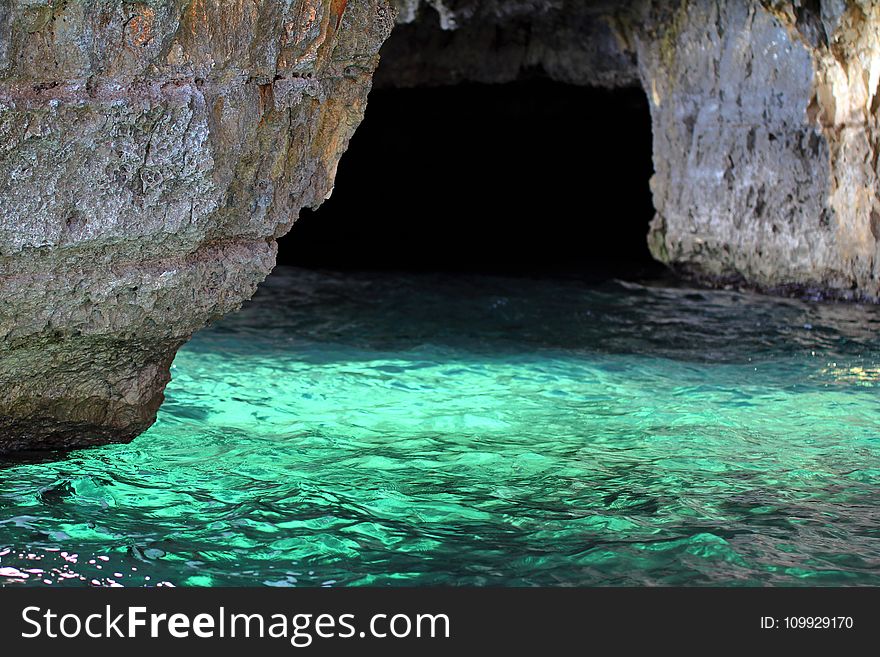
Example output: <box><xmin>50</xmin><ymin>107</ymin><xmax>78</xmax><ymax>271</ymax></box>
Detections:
<box><xmin>4</xmin><ymin>0</ymin><xmax>880</xmax><ymax>452</ymax></box>
<box><xmin>383</xmin><ymin>0</ymin><xmax>880</xmax><ymax>299</ymax></box>
<box><xmin>640</xmin><ymin>0</ymin><xmax>880</xmax><ymax>299</ymax></box>
<box><xmin>0</xmin><ymin>0</ymin><xmax>393</xmax><ymax>451</ymax></box>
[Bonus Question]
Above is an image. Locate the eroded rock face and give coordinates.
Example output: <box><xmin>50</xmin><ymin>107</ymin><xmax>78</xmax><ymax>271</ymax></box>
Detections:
<box><xmin>3</xmin><ymin>0</ymin><xmax>880</xmax><ymax>451</ymax></box>
<box><xmin>384</xmin><ymin>0</ymin><xmax>880</xmax><ymax>299</ymax></box>
<box><xmin>0</xmin><ymin>0</ymin><xmax>393</xmax><ymax>451</ymax></box>
<box><xmin>640</xmin><ymin>0</ymin><xmax>880</xmax><ymax>299</ymax></box>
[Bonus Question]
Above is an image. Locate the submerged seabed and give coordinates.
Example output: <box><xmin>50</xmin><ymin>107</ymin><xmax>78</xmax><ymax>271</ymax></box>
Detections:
<box><xmin>2</xmin><ymin>267</ymin><xmax>880</xmax><ymax>587</ymax></box>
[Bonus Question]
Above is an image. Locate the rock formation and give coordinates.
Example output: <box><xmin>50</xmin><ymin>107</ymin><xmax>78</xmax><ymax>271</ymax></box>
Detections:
<box><xmin>641</xmin><ymin>1</ymin><xmax>880</xmax><ymax>300</ymax></box>
<box><xmin>0</xmin><ymin>0</ymin><xmax>393</xmax><ymax>451</ymax></box>
<box><xmin>386</xmin><ymin>0</ymin><xmax>880</xmax><ymax>299</ymax></box>
<box><xmin>379</xmin><ymin>0</ymin><xmax>641</xmax><ymax>88</ymax></box>
<box><xmin>2</xmin><ymin>0</ymin><xmax>880</xmax><ymax>451</ymax></box>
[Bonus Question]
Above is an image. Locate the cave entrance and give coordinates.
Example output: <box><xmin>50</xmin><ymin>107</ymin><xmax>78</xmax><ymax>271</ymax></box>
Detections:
<box><xmin>277</xmin><ymin>78</ymin><xmax>657</xmax><ymax>279</ymax></box>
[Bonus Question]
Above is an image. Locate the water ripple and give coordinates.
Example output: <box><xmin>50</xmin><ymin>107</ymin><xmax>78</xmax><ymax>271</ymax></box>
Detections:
<box><xmin>2</xmin><ymin>268</ymin><xmax>880</xmax><ymax>586</ymax></box>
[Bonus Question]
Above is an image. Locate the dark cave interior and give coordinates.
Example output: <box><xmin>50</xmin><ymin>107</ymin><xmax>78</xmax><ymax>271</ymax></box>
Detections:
<box><xmin>277</xmin><ymin>78</ymin><xmax>659</xmax><ymax>278</ymax></box>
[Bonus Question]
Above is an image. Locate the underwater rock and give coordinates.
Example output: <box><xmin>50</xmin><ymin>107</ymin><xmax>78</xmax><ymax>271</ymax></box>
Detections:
<box><xmin>0</xmin><ymin>0</ymin><xmax>393</xmax><ymax>451</ymax></box>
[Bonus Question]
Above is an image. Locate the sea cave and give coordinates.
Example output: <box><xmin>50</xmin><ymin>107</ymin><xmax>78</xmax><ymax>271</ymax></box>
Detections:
<box><xmin>0</xmin><ymin>0</ymin><xmax>879</xmax><ymax>592</ymax></box>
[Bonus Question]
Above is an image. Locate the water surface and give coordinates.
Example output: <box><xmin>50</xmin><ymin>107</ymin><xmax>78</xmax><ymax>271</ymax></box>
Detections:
<box><xmin>2</xmin><ymin>267</ymin><xmax>879</xmax><ymax>586</ymax></box>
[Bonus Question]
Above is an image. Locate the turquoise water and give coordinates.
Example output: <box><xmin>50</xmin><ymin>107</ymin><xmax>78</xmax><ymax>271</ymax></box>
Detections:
<box><xmin>2</xmin><ymin>267</ymin><xmax>880</xmax><ymax>586</ymax></box>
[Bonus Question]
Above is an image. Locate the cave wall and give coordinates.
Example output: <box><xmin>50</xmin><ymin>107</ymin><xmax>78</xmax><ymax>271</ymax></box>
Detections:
<box><xmin>1</xmin><ymin>0</ymin><xmax>880</xmax><ymax>451</ymax></box>
<box><xmin>0</xmin><ymin>0</ymin><xmax>393</xmax><ymax>451</ymax></box>
<box><xmin>638</xmin><ymin>1</ymin><xmax>832</xmax><ymax>292</ymax></box>
<box><xmin>641</xmin><ymin>1</ymin><xmax>880</xmax><ymax>298</ymax></box>
<box><xmin>378</xmin><ymin>0</ymin><xmax>641</xmax><ymax>88</ymax></box>
<box><xmin>386</xmin><ymin>0</ymin><xmax>880</xmax><ymax>299</ymax></box>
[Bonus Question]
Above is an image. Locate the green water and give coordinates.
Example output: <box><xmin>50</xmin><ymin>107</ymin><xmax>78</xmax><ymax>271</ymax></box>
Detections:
<box><xmin>2</xmin><ymin>267</ymin><xmax>880</xmax><ymax>586</ymax></box>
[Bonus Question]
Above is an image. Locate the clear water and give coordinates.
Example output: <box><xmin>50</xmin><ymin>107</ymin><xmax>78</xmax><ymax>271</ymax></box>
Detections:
<box><xmin>2</xmin><ymin>267</ymin><xmax>880</xmax><ymax>587</ymax></box>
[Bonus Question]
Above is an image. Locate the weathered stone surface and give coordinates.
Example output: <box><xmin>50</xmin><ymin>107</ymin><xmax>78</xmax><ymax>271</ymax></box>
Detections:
<box><xmin>636</xmin><ymin>1</ymin><xmax>831</xmax><ymax>291</ymax></box>
<box><xmin>4</xmin><ymin>0</ymin><xmax>880</xmax><ymax>452</ymax></box>
<box><xmin>639</xmin><ymin>0</ymin><xmax>880</xmax><ymax>300</ymax></box>
<box><xmin>383</xmin><ymin>0</ymin><xmax>880</xmax><ymax>300</ymax></box>
<box><xmin>0</xmin><ymin>0</ymin><xmax>393</xmax><ymax>451</ymax></box>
